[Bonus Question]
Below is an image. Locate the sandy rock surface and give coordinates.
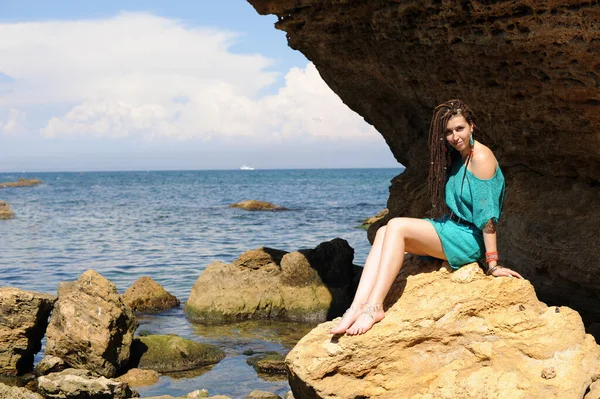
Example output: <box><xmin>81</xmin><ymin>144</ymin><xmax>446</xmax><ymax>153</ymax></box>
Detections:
<box><xmin>37</xmin><ymin>368</ymin><xmax>137</xmax><ymax>399</ymax></box>
<box><xmin>185</xmin><ymin>238</ymin><xmax>357</xmax><ymax>323</ymax></box>
<box><xmin>122</xmin><ymin>276</ymin><xmax>179</xmax><ymax>312</ymax></box>
<box><xmin>45</xmin><ymin>270</ymin><xmax>138</xmax><ymax>378</ymax></box>
<box><xmin>286</xmin><ymin>258</ymin><xmax>600</xmax><ymax>399</ymax></box>
<box><xmin>245</xmin><ymin>390</ymin><xmax>281</xmax><ymax>399</ymax></box>
<box><xmin>130</xmin><ymin>334</ymin><xmax>225</xmax><ymax>373</ymax></box>
<box><xmin>0</xmin><ymin>201</ymin><xmax>14</xmax><ymax>219</ymax></box>
<box><xmin>116</xmin><ymin>368</ymin><xmax>159</xmax><ymax>387</ymax></box>
<box><xmin>0</xmin><ymin>288</ymin><xmax>56</xmax><ymax>375</ymax></box>
<box><xmin>0</xmin><ymin>382</ymin><xmax>44</xmax><ymax>399</ymax></box>
<box><xmin>228</xmin><ymin>200</ymin><xmax>287</xmax><ymax>211</ymax></box>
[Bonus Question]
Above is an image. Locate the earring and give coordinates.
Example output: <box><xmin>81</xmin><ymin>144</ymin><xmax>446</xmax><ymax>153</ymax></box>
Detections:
<box><xmin>469</xmin><ymin>134</ymin><xmax>474</xmax><ymax>146</ymax></box>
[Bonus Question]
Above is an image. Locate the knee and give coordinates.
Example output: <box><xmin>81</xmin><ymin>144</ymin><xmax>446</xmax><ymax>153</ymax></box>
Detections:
<box><xmin>386</xmin><ymin>217</ymin><xmax>408</xmax><ymax>235</ymax></box>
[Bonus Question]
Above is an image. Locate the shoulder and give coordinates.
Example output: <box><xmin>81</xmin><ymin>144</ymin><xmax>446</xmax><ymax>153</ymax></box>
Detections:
<box><xmin>469</xmin><ymin>142</ymin><xmax>498</xmax><ymax>180</ymax></box>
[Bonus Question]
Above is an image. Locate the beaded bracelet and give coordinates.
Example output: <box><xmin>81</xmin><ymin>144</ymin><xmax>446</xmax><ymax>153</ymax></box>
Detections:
<box><xmin>486</xmin><ymin>266</ymin><xmax>500</xmax><ymax>276</ymax></box>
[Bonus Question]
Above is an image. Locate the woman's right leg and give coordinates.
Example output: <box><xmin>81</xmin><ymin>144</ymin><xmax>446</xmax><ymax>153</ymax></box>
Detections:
<box><xmin>328</xmin><ymin>225</ymin><xmax>388</xmax><ymax>334</ymax></box>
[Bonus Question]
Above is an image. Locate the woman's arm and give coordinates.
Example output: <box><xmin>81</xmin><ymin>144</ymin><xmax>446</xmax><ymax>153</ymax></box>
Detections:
<box><xmin>483</xmin><ymin>220</ymin><xmax>523</xmax><ymax>279</ymax></box>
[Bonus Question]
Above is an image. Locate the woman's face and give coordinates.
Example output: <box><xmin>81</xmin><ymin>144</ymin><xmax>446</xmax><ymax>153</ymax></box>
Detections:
<box><xmin>445</xmin><ymin>114</ymin><xmax>473</xmax><ymax>151</ymax></box>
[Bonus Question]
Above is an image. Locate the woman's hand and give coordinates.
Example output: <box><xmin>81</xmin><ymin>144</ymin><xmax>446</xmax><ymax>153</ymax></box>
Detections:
<box><xmin>490</xmin><ymin>265</ymin><xmax>524</xmax><ymax>279</ymax></box>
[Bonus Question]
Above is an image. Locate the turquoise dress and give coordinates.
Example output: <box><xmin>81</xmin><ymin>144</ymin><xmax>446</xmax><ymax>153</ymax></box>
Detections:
<box><xmin>426</xmin><ymin>156</ymin><xmax>505</xmax><ymax>269</ymax></box>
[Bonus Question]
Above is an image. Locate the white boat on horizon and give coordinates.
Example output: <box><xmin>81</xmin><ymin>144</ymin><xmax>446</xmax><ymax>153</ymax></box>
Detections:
<box><xmin>239</xmin><ymin>165</ymin><xmax>255</xmax><ymax>170</ymax></box>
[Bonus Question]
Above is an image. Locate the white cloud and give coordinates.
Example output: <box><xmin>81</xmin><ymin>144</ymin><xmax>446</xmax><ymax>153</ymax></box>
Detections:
<box><xmin>0</xmin><ymin>12</ymin><xmax>377</xmax><ymax>142</ymax></box>
<box><xmin>0</xmin><ymin>108</ymin><xmax>26</xmax><ymax>134</ymax></box>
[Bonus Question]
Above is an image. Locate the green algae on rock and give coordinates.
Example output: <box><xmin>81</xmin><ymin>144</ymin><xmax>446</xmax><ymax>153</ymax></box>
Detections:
<box><xmin>130</xmin><ymin>335</ymin><xmax>225</xmax><ymax>373</ymax></box>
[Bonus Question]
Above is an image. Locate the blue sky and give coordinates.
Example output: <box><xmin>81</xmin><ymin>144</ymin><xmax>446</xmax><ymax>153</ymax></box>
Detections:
<box><xmin>0</xmin><ymin>0</ymin><xmax>398</xmax><ymax>171</ymax></box>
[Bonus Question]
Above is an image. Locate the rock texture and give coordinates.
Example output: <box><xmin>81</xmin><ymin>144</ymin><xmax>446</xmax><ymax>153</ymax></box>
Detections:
<box><xmin>129</xmin><ymin>335</ymin><xmax>225</xmax><ymax>373</ymax></box>
<box><xmin>122</xmin><ymin>277</ymin><xmax>179</xmax><ymax>312</ymax></box>
<box><xmin>285</xmin><ymin>258</ymin><xmax>600</xmax><ymax>399</ymax></box>
<box><xmin>37</xmin><ymin>368</ymin><xmax>137</xmax><ymax>399</ymax></box>
<box><xmin>247</xmin><ymin>0</ymin><xmax>600</xmax><ymax>327</ymax></box>
<box><xmin>185</xmin><ymin>238</ymin><xmax>358</xmax><ymax>323</ymax></box>
<box><xmin>0</xmin><ymin>288</ymin><xmax>56</xmax><ymax>376</ymax></box>
<box><xmin>0</xmin><ymin>201</ymin><xmax>14</xmax><ymax>219</ymax></box>
<box><xmin>246</xmin><ymin>352</ymin><xmax>287</xmax><ymax>375</ymax></box>
<box><xmin>245</xmin><ymin>391</ymin><xmax>281</xmax><ymax>399</ymax></box>
<box><xmin>0</xmin><ymin>178</ymin><xmax>41</xmax><ymax>188</ymax></box>
<box><xmin>228</xmin><ymin>200</ymin><xmax>288</xmax><ymax>211</ymax></box>
<box><xmin>0</xmin><ymin>382</ymin><xmax>44</xmax><ymax>399</ymax></box>
<box><xmin>586</xmin><ymin>380</ymin><xmax>600</xmax><ymax>399</ymax></box>
<box><xmin>116</xmin><ymin>368</ymin><xmax>159</xmax><ymax>387</ymax></box>
<box><xmin>45</xmin><ymin>270</ymin><xmax>138</xmax><ymax>378</ymax></box>
<box><xmin>34</xmin><ymin>356</ymin><xmax>66</xmax><ymax>377</ymax></box>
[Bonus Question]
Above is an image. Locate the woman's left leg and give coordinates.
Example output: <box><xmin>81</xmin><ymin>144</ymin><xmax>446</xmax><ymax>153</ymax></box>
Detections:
<box><xmin>346</xmin><ymin>218</ymin><xmax>445</xmax><ymax>335</ymax></box>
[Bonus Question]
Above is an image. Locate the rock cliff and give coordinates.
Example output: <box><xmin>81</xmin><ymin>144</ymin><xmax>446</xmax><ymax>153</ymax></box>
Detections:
<box><xmin>247</xmin><ymin>0</ymin><xmax>600</xmax><ymax>325</ymax></box>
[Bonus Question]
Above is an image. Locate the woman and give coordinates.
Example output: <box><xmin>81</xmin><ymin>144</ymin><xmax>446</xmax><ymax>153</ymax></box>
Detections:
<box><xmin>330</xmin><ymin>99</ymin><xmax>523</xmax><ymax>336</ymax></box>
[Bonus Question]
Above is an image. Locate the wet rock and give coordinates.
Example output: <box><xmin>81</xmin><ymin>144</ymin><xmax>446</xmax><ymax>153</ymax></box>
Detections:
<box><xmin>0</xmin><ymin>382</ymin><xmax>44</xmax><ymax>399</ymax></box>
<box><xmin>286</xmin><ymin>258</ymin><xmax>600</xmax><ymax>399</ymax></box>
<box><xmin>129</xmin><ymin>334</ymin><xmax>225</xmax><ymax>373</ymax></box>
<box><xmin>0</xmin><ymin>288</ymin><xmax>56</xmax><ymax>376</ymax></box>
<box><xmin>34</xmin><ymin>356</ymin><xmax>66</xmax><ymax>376</ymax></box>
<box><xmin>245</xmin><ymin>391</ymin><xmax>281</xmax><ymax>399</ymax></box>
<box><xmin>116</xmin><ymin>368</ymin><xmax>159</xmax><ymax>387</ymax></box>
<box><xmin>0</xmin><ymin>178</ymin><xmax>41</xmax><ymax>188</ymax></box>
<box><xmin>122</xmin><ymin>277</ymin><xmax>179</xmax><ymax>312</ymax></box>
<box><xmin>359</xmin><ymin>208</ymin><xmax>388</xmax><ymax>227</ymax></box>
<box><xmin>185</xmin><ymin>238</ymin><xmax>357</xmax><ymax>323</ymax></box>
<box><xmin>246</xmin><ymin>353</ymin><xmax>287</xmax><ymax>375</ymax></box>
<box><xmin>0</xmin><ymin>201</ymin><xmax>14</xmax><ymax>219</ymax></box>
<box><xmin>37</xmin><ymin>368</ymin><xmax>137</xmax><ymax>399</ymax></box>
<box><xmin>228</xmin><ymin>200</ymin><xmax>287</xmax><ymax>211</ymax></box>
<box><xmin>45</xmin><ymin>270</ymin><xmax>138</xmax><ymax>377</ymax></box>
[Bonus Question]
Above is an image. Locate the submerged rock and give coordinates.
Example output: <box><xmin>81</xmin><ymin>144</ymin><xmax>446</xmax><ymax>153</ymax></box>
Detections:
<box><xmin>129</xmin><ymin>334</ymin><xmax>225</xmax><ymax>373</ymax></box>
<box><xmin>246</xmin><ymin>352</ymin><xmax>287</xmax><ymax>375</ymax></box>
<box><xmin>245</xmin><ymin>391</ymin><xmax>281</xmax><ymax>399</ymax></box>
<box><xmin>286</xmin><ymin>258</ymin><xmax>600</xmax><ymax>399</ymax></box>
<box><xmin>122</xmin><ymin>276</ymin><xmax>179</xmax><ymax>312</ymax></box>
<box><xmin>0</xmin><ymin>288</ymin><xmax>56</xmax><ymax>376</ymax></box>
<box><xmin>228</xmin><ymin>200</ymin><xmax>287</xmax><ymax>211</ymax></box>
<box><xmin>0</xmin><ymin>178</ymin><xmax>41</xmax><ymax>188</ymax></box>
<box><xmin>185</xmin><ymin>238</ymin><xmax>357</xmax><ymax>323</ymax></box>
<box><xmin>45</xmin><ymin>270</ymin><xmax>138</xmax><ymax>378</ymax></box>
<box><xmin>37</xmin><ymin>368</ymin><xmax>137</xmax><ymax>399</ymax></box>
<box><xmin>0</xmin><ymin>200</ymin><xmax>14</xmax><ymax>219</ymax></box>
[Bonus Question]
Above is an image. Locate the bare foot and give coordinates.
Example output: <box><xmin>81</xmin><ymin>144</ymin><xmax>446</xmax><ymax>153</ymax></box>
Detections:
<box><xmin>346</xmin><ymin>304</ymin><xmax>385</xmax><ymax>335</ymax></box>
<box><xmin>329</xmin><ymin>303</ymin><xmax>365</xmax><ymax>335</ymax></box>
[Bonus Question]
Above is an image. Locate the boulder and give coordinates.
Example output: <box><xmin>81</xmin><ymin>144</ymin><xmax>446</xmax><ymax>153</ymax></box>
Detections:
<box><xmin>245</xmin><ymin>391</ymin><xmax>281</xmax><ymax>399</ymax></box>
<box><xmin>37</xmin><ymin>368</ymin><xmax>137</xmax><ymax>399</ymax></box>
<box><xmin>34</xmin><ymin>356</ymin><xmax>66</xmax><ymax>376</ymax></box>
<box><xmin>129</xmin><ymin>335</ymin><xmax>225</xmax><ymax>373</ymax></box>
<box><xmin>0</xmin><ymin>178</ymin><xmax>41</xmax><ymax>188</ymax></box>
<box><xmin>285</xmin><ymin>258</ymin><xmax>600</xmax><ymax>399</ymax></box>
<box><xmin>185</xmin><ymin>238</ymin><xmax>357</xmax><ymax>323</ymax></box>
<box><xmin>45</xmin><ymin>270</ymin><xmax>138</xmax><ymax>378</ymax></box>
<box><xmin>122</xmin><ymin>277</ymin><xmax>179</xmax><ymax>312</ymax></box>
<box><xmin>228</xmin><ymin>200</ymin><xmax>287</xmax><ymax>211</ymax></box>
<box><xmin>246</xmin><ymin>353</ymin><xmax>287</xmax><ymax>375</ymax></box>
<box><xmin>0</xmin><ymin>288</ymin><xmax>56</xmax><ymax>375</ymax></box>
<box><xmin>359</xmin><ymin>208</ymin><xmax>388</xmax><ymax>227</ymax></box>
<box><xmin>247</xmin><ymin>0</ymin><xmax>600</xmax><ymax>332</ymax></box>
<box><xmin>0</xmin><ymin>382</ymin><xmax>44</xmax><ymax>399</ymax></box>
<box><xmin>0</xmin><ymin>201</ymin><xmax>14</xmax><ymax>219</ymax></box>
<box><xmin>115</xmin><ymin>368</ymin><xmax>159</xmax><ymax>387</ymax></box>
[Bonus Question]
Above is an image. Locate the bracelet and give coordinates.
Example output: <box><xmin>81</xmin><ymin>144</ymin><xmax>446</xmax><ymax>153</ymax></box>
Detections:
<box><xmin>485</xmin><ymin>251</ymin><xmax>499</xmax><ymax>263</ymax></box>
<box><xmin>486</xmin><ymin>266</ymin><xmax>499</xmax><ymax>276</ymax></box>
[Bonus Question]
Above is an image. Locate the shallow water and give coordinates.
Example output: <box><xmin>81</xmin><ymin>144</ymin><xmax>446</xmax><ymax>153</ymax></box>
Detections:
<box><xmin>0</xmin><ymin>168</ymin><xmax>401</xmax><ymax>398</ymax></box>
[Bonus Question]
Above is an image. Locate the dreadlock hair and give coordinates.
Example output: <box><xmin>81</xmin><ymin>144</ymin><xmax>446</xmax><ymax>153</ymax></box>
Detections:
<box><xmin>427</xmin><ymin>99</ymin><xmax>479</xmax><ymax>218</ymax></box>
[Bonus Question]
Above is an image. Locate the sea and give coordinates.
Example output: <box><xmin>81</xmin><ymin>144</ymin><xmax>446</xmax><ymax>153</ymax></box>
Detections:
<box><xmin>0</xmin><ymin>168</ymin><xmax>402</xmax><ymax>398</ymax></box>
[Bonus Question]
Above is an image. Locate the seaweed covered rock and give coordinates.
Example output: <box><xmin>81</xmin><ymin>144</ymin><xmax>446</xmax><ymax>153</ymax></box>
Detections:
<box><xmin>246</xmin><ymin>352</ymin><xmax>287</xmax><ymax>375</ymax></box>
<box><xmin>185</xmin><ymin>238</ymin><xmax>357</xmax><ymax>323</ymax></box>
<box><xmin>0</xmin><ymin>288</ymin><xmax>56</xmax><ymax>376</ymax></box>
<box><xmin>286</xmin><ymin>258</ymin><xmax>600</xmax><ymax>399</ymax></box>
<box><xmin>45</xmin><ymin>270</ymin><xmax>138</xmax><ymax>378</ymax></box>
<box><xmin>129</xmin><ymin>334</ymin><xmax>225</xmax><ymax>373</ymax></box>
<box><xmin>122</xmin><ymin>277</ymin><xmax>179</xmax><ymax>312</ymax></box>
